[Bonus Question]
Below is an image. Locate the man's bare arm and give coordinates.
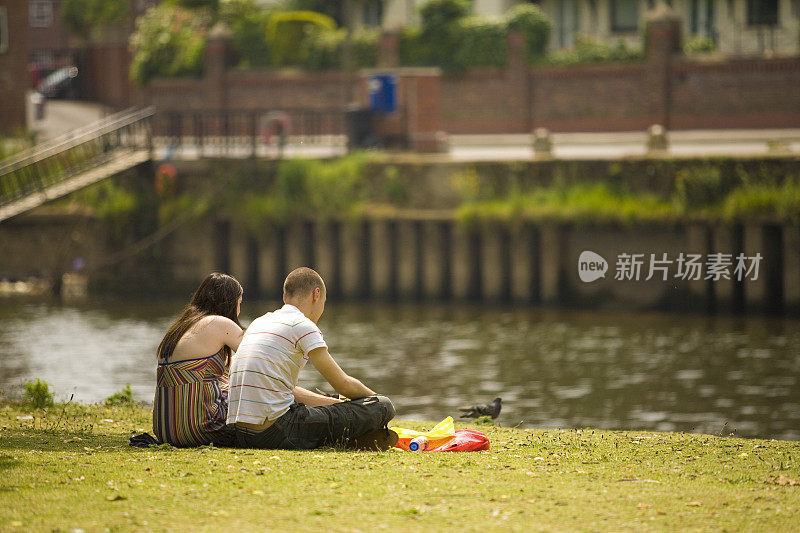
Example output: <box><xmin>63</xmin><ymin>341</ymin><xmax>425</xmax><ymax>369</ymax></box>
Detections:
<box><xmin>308</xmin><ymin>347</ymin><xmax>376</xmax><ymax>399</ymax></box>
<box><xmin>292</xmin><ymin>386</ymin><xmax>341</xmax><ymax>407</ymax></box>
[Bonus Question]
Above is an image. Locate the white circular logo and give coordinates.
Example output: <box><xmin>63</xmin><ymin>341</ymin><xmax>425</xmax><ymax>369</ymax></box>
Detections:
<box><xmin>578</xmin><ymin>251</ymin><xmax>608</xmax><ymax>283</ymax></box>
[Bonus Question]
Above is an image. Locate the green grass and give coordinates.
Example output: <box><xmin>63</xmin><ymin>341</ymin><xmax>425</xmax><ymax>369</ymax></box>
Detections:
<box><xmin>456</xmin><ymin>176</ymin><xmax>800</xmax><ymax>226</ymax></box>
<box><xmin>1</xmin><ymin>403</ymin><xmax>799</xmax><ymax>531</ymax></box>
<box><xmin>718</xmin><ymin>181</ymin><xmax>800</xmax><ymax>223</ymax></box>
<box><xmin>458</xmin><ymin>182</ymin><xmax>680</xmax><ymax>226</ymax></box>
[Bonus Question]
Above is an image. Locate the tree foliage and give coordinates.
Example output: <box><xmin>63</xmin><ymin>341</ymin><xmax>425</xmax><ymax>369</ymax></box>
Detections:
<box><xmin>266</xmin><ymin>11</ymin><xmax>337</xmax><ymax>66</ymax></box>
<box><xmin>398</xmin><ymin>0</ymin><xmax>552</xmax><ymax>72</ymax></box>
<box><xmin>61</xmin><ymin>0</ymin><xmax>129</xmax><ymax>39</ymax></box>
<box><xmin>506</xmin><ymin>3</ymin><xmax>551</xmax><ymax>61</ymax></box>
<box><xmin>129</xmin><ymin>5</ymin><xmax>211</xmax><ymax>86</ymax></box>
<box><xmin>302</xmin><ymin>27</ymin><xmax>380</xmax><ymax>71</ymax></box>
<box><xmin>220</xmin><ymin>0</ymin><xmax>273</xmax><ymax>67</ymax></box>
<box><xmin>546</xmin><ymin>34</ymin><xmax>643</xmax><ymax>66</ymax></box>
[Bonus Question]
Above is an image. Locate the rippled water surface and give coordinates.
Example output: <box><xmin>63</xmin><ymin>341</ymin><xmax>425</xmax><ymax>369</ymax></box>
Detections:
<box><xmin>1</xmin><ymin>297</ymin><xmax>798</xmax><ymax>440</ymax></box>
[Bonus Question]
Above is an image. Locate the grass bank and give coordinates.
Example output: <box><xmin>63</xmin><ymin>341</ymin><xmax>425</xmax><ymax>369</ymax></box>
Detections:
<box><xmin>1</xmin><ymin>403</ymin><xmax>799</xmax><ymax>531</ymax></box>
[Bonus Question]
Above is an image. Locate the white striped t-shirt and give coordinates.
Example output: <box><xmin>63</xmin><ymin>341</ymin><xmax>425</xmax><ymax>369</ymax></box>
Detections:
<box><xmin>226</xmin><ymin>304</ymin><xmax>327</xmax><ymax>425</ymax></box>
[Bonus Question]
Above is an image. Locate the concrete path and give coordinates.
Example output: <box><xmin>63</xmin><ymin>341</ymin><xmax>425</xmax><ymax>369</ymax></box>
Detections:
<box><xmin>449</xmin><ymin>129</ymin><xmax>800</xmax><ymax>160</ymax></box>
<box><xmin>26</xmin><ymin>97</ymin><xmax>800</xmax><ymax>160</ymax></box>
<box><xmin>26</xmin><ymin>93</ymin><xmax>111</xmax><ymax>142</ymax></box>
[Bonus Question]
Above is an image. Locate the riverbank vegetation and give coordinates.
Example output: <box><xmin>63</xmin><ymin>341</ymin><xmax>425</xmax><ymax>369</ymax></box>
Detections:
<box><xmin>456</xmin><ymin>162</ymin><xmax>800</xmax><ymax>226</ymax></box>
<box><xmin>56</xmin><ymin>154</ymin><xmax>800</xmax><ymax>233</ymax></box>
<box><xmin>1</xmin><ymin>400</ymin><xmax>798</xmax><ymax>531</ymax></box>
<box><xmin>456</xmin><ymin>178</ymin><xmax>800</xmax><ymax>226</ymax></box>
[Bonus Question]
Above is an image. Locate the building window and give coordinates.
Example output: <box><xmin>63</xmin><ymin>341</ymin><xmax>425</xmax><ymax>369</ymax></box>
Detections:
<box><xmin>0</xmin><ymin>7</ymin><xmax>8</xmax><ymax>54</ymax></box>
<box><xmin>362</xmin><ymin>0</ymin><xmax>383</xmax><ymax>27</ymax></box>
<box><xmin>29</xmin><ymin>1</ymin><xmax>53</xmax><ymax>28</ymax></box>
<box><xmin>747</xmin><ymin>0</ymin><xmax>778</xmax><ymax>25</ymax></box>
<box><xmin>611</xmin><ymin>0</ymin><xmax>640</xmax><ymax>32</ymax></box>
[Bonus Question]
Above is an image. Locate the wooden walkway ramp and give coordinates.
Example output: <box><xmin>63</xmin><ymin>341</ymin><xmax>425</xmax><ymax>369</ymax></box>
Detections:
<box><xmin>0</xmin><ymin>107</ymin><xmax>154</xmax><ymax>223</ymax></box>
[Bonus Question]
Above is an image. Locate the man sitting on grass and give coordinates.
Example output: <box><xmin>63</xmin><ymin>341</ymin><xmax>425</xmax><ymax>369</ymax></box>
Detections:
<box><xmin>227</xmin><ymin>267</ymin><xmax>397</xmax><ymax>450</ymax></box>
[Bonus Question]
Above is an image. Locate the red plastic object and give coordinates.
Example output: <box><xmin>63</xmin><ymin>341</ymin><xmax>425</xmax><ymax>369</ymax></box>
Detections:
<box><xmin>429</xmin><ymin>429</ymin><xmax>490</xmax><ymax>452</ymax></box>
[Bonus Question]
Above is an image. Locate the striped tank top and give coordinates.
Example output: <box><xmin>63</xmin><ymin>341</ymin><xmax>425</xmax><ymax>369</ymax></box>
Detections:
<box><xmin>153</xmin><ymin>348</ymin><xmax>235</xmax><ymax>447</ymax></box>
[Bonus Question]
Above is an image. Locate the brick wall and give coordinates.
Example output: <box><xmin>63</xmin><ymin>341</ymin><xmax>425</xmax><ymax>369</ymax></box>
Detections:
<box><xmin>436</xmin><ymin>56</ymin><xmax>800</xmax><ymax>134</ymax></box>
<box><xmin>670</xmin><ymin>57</ymin><xmax>800</xmax><ymax>129</ymax></box>
<box><xmin>86</xmin><ymin>18</ymin><xmax>800</xmax><ymax>139</ymax></box>
<box><xmin>529</xmin><ymin>63</ymin><xmax>651</xmax><ymax>132</ymax></box>
<box><xmin>226</xmin><ymin>71</ymin><xmax>353</xmax><ymax>110</ymax></box>
<box><xmin>0</xmin><ymin>0</ymin><xmax>29</xmax><ymax>135</ymax></box>
<box><xmin>147</xmin><ymin>66</ymin><xmax>353</xmax><ymax>113</ymax></box>
<box><xmin>437</xmin><ymin>62</ymin><xmax>653</xmax><ymax>134</ymax></box>
<box><xmin>29</xmin><ymin>0</ymin><xmax>70</xmax><ymax>51</ymax></box>
<box><xmin>440</xmin><ymin>69</ymin><xmax>529</xmax><ymax>134</ymax></box>
<box><xmin>81</xmin><ymin>43</ymin><xmax>143</xmax><ymax>108</ymax></box>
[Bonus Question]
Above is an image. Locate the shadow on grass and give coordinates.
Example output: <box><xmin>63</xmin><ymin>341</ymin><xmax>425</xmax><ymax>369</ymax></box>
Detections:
<box><xmin>0</xmin><ymin>453</ymin><xmax>20</xmax><ymax>470</ymax></box>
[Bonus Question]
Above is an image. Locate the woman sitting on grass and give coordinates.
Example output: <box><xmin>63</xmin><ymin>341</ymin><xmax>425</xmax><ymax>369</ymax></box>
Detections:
<box><xmin>153</xmin><ymin>272</ymin><xmax>244</xmax><ymax>447</ymax></box>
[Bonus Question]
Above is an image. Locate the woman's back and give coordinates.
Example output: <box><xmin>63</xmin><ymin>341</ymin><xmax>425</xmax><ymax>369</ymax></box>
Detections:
<box><xmin>166</xmin><ymin>315</ymin><xmax>236</xmax><ymax>362</ymax></box>
<box><xmin>154</xmin><ymin>344</ymin><xmax>233</xmax><ymax>447</ymax></box>
<box><xmin>154</xmin><ymin>313</ymin><xmax>243</xmax><ymax>447</ymax></box>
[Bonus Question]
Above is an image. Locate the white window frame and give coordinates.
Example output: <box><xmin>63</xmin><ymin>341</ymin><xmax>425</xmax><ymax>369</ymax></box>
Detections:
<box><xmin>0</xmin><ymin>7</ymin><xmax>8</xmax><ymax>54</ymax></box>
<box><xmin>29</xmin><ymin>1</ymin><xmax>54</xmax><ymax>29</ymax></box>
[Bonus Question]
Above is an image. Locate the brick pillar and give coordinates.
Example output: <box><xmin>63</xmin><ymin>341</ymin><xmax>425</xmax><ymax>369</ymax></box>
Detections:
<box><xmin>506</xmin><ymin>30</ymin><xmax>531</xmax><ymax>132</ymax></box>
<box><xmin>644</xmin><ymin>1</ymin><xmax>682</xmax><ymax>128</ymax></box>
<box><xmin>0</xmin><ymin>1</ymin><xmax>29</xmax><ymax>134</ymax></box>
<box><xmin>360</xmin><ymin>68</ymin><xmax>445</xmax><ymax>152</ymax></box>
<box><xmin>378</xmin><ymin>31</ymin><xmax>400</xmax><ymax>68</ymax></box>
<box><xmin>205</xmin><ymin>22</ymin><xmax>233</xmax><ymax>109</ymax></box>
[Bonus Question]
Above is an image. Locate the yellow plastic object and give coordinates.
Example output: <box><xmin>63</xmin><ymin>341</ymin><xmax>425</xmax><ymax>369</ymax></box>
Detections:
<box><xmin>390</xmin><ymin>416</ymin><xmax>455</xmax><ymax>451</ymax></box>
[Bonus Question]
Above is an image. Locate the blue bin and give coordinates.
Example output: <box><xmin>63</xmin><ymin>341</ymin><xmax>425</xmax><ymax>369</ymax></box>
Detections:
<box><xmin>368</xmin><ymin>74</ymin><xmax>396</xmax><ymax>114</ymax></box>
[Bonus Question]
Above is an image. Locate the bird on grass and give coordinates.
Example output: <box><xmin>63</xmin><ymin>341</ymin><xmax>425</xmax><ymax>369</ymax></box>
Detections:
<box><xmin>459</xmin><ymin>397</ymin><xmax>502</xmax><ymax>419</ymax></box>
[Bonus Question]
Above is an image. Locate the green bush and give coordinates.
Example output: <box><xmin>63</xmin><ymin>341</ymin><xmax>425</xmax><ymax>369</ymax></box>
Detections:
<box><xmin>129</xmin><ymin>4</ymin><xmax>211</xmax><ymax>86</ymax></box>
<box><xmin>400</xmin><ymin>0</ymin><xmax>554</xmax><ymax>71</ymax></box>
<box><xmin>23</xmin><ymin>379</ymin><xmax>55</xmax><ymax>409</ymax></box>
<box><xmin>453</xmin><ymin>17</ymin><xmax>508</xmax><ymax>69</ymax></box>
<box><xmin>547</xmin><ymin>34</ymin><xmax>643</xmax><ymax>66</ymax></box>
<box><xmin>399</xmin><ymin>0</ymin><xmax>509</xmax><ymax>72</ymax></box>
<box><xmin>457</xmin><ymin>180</ymin><xmax>677</xmax><ymax>226</ymax></box>
<box><xmin>303</xmin><ymin>27</ymin><xmax>379</xmax><ymax>71</ymax></box>
<box><xmin>61</xmin><ymin>0</ymin><xmax>128</xmax><ymax>39</ymax></box>
<box><xmin>417</xmin><ymin>0</ymin><xmax>471</xmax><ymax>72</ymax></box>
<box><xmin>419</xmin><ymin>0</ymin><xmax>471</xmax><ymax>33</ymax></box>
<box><xmin>104</xmin><ymin>384</ymin><xmax>135</xmax><ymax>406</ymax></box>
<box><xmin>720</xmin><ymin>180</ymin><xmax>800</xmax><ymax>223</ymax></box>
<box><xmin>300</xmin><ymin>27</ymin><xmax>342</xmax><ymax>70</ymax></box>
<box><xmin>266</xmin><ymin>10</ymin><xmax>337</xmax><ymax>67</ymax></box>
<box><xmin>673</xmin><ymin>165</ymin><xmax>729</xmax><ymax>210</ymax></box>
<box><xmin>506</xmin><ymin>3</ymin><xmax>552</xmax><ymax>62</ymax></box>
<box><xmin>221</xmin><ymin>0</ymin><xmax>273</xmax><ymax>67</ymax></box>
<box><xmin>398</xmin><ymin>27</ymin><xmax>429</xmax><ymax>66</ymax></box>
<box><xmin>239</xmin><ymin>153</ymin><xmax>372</xmax><ymax>228</ymax></box>
<box><xmin>684</xmin><ymin>34</ymin><xmax>716</xmax><ymax>54</ymax></box>
<box><xmin>166</xmin><ymin>0</ymin><xmax>219</xmax><ymax>10</ymax></box>
<box><xmin>284</xmin><ymin>0</ymin><xmax>345</xmax><ymax>26</ymax></box>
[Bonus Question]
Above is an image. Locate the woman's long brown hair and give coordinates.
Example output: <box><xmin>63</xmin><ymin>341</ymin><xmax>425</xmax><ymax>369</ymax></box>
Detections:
<box><xmin>157</xmin><ymin>272</ymin><xmax>243</xmax><ymax>363</ymax></box>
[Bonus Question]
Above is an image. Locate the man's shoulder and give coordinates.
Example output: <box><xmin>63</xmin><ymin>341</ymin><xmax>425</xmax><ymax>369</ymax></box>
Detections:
<box><xmin>246</xmin><ymin>307</ymin><xmax>319</xmax><ymax>335</ymax></box>
<box><xmin>274</xmin><ymin>305</ymin><xmax>320</xmax><ymax>329</ymax></box>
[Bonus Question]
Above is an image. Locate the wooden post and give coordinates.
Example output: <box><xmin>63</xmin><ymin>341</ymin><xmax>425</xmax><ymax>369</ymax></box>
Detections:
<box><xmin>396</xmin><ymin>219</ymin><xmax>420</xmax><ymax>300</ymax></box>
<box><xmin>369</xmin><ymin>219</ymin><xmax>394</xmax><ymax>299</ymax></box>
<box><xmin>510</xmin><ymin>223</ymin><xmax>538</xmax><ymax>302</ymax></box>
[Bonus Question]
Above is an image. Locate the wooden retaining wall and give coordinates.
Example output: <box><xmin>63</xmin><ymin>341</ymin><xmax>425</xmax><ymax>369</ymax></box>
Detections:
<box><xmin>165</xmin><ymin>217</ymin><xmax>800</xmax><ymax>314</ymax></box>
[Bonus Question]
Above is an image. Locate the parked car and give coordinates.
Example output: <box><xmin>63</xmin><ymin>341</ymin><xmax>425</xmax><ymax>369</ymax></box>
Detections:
<box><xmin>36</xmin><ymin>66</ymin><xmax>78</xmax><ymax>99</ymax></box>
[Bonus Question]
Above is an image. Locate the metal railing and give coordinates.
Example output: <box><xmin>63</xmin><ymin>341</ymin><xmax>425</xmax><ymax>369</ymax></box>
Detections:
<box><xmin>0</xmin><ymin>107</ymin><xmax>154</xmax><ymax>210</ymax></box>
<box><xmin>152</xmin><ymin>108</ymin><xmax>347</xmax><ymax>158</ymax></box>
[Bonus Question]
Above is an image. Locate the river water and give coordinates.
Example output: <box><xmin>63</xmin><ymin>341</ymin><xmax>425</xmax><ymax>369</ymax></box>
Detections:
<box><xmin>1</xmin><ymin>297</ymin><xmax>798</xmax><ymax>440</ymax></box>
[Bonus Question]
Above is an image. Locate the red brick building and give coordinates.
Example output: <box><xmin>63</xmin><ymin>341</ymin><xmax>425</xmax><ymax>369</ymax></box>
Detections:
<box><xmin>0</xmin><ymin>0</ymin><xmax>30</xmax><ymax>135</ymax></box>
